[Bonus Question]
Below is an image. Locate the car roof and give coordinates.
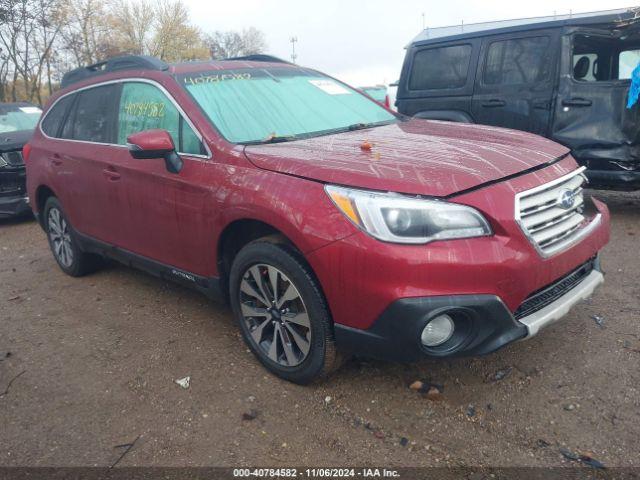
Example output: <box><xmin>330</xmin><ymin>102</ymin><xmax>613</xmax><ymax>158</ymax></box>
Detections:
<box><xmin>60</xmin><ymin>54</ymin><xmax>297</xmax><ymax>89</ymax></box>
<box><xmin>409</xmin><ymin>7</ymin><xmax>640</xmax><ymax>47</ymax></box>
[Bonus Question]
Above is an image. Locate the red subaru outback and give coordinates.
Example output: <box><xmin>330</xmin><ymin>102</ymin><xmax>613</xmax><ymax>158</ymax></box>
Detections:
<box><xmin>26</xmin><ymin>55</ymin><xmax>610</xmax><ymax>383</ymax></box>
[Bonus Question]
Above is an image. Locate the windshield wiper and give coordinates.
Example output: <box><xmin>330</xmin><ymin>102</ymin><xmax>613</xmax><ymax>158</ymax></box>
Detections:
<box><xmin>244</xmin><ymin>134</ymin><xmax>298</xmax><ymax>145</ymax></box>
<box><xmin>347</xmin><ymin>122</ymin><xmax>377</xmax><ymax>131</ymax></box>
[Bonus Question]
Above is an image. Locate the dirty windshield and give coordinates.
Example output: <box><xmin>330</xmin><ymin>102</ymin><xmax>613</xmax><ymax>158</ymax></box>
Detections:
<box><xmin>177</xmin><ymin>67</ymin><xmax>397</xmax><ymax>144</ymax></box>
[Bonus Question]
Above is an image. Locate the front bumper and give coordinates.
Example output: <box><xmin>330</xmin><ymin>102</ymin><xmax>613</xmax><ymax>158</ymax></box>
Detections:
<box><xmin>0</xmin><ymin>194</ymin><xmax>30</xmax><ymax>218</ymax></box>
<box><xmin>334</xmin><ymin>259</ymin><xmax>604</xmax><ymax>362</ymax></box>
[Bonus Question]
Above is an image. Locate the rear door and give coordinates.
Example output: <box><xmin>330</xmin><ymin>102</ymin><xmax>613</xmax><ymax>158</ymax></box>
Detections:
<box><xmin>552</xmin><ymin>27</ymin><xmax>640</xmax><ymax>170</ymax></box>
<box><xmin>472</xmin><ymin>29</ymin><xmax>560</xmax><ymax>136</ymax></box>
<box><xmin>47</xmin><ymin>84</ymin><xmax>124</xmax><ymax>243</ymax></box>
<box><xmin>396</xmin><ymin>40</ymin><xmax>479</xmax><ymax>120</ymax></box>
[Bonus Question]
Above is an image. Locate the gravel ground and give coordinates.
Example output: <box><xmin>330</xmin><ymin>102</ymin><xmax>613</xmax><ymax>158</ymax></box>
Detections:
<box><xmin>0</xmin><ymin>190</ymin><xmax>639</xmax><ymax>468</ymax></box>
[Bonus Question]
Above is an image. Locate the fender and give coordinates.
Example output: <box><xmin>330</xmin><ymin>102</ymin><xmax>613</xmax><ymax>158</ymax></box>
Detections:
<box><xmin>413</xmin><ymin>110</ymin><xmax>474</xmax><ymax>123</ymax></box>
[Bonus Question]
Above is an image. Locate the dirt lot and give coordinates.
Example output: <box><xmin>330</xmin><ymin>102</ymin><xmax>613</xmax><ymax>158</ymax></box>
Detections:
<box><xmin>1</xmin><ymin>190</ymin><xmax>639</xmax><ymax>469</ymax></box>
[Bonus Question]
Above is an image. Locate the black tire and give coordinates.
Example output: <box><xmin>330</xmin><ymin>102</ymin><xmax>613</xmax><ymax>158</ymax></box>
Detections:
<box><xmin>43</xmin><ymin>197</ymin><xmax>102</xmax><ymax>277</ymax></box>
<box><xmin>229</xmin><ymin>240</ymin><xmax>341</xmax><ymax>384</ymax></box>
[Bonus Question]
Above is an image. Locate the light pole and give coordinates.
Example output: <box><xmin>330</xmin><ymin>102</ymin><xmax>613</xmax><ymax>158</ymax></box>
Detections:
<box><xmin>290</xmin><ymin>36</ymin><xmax>298</xmax><ymax>64</ymax></box>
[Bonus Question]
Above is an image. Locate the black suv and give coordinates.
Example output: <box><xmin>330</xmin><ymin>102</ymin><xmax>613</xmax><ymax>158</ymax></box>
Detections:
<box><xmin>397</xmin><ymin>8</ymin><xmax>640</xmax><ymax>191</ymax></box>
<box><xmin>0</xmin><ymin>102</ymin><xmax>41</xmax><ymax>218</ymax></box>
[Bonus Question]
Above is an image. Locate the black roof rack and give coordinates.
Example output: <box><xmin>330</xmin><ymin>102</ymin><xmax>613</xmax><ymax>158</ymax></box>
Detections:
<box><xmin>61</xmin><ymin>55</ymin><xmax>169</xmax><ymax>89</ymax></box>
<box><xmin>223</xmin><ymin>54</ymin><xmax>292</xmax><ymax>64</ymax></box>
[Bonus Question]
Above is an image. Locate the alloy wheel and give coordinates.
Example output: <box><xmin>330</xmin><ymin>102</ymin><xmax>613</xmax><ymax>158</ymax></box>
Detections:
<box><xmin>238</xmin><ymin>264</ymin><xmax>311</xmax><ymax>367</ymax></box>
<box><xmin>48</xmin><ymin>207</ymin><xmax>74</xmax><ymax>268</ymax></box>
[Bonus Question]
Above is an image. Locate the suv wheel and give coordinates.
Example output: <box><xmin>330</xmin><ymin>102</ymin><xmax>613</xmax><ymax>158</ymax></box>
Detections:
<box><xmin>44</xmin><ymin>197</ymin><xmax>101</xmax><ymax>277</ymax></box>
<box><xmin>229</xmin><ymin>240</ymin><xmax>340</xmax><ymax>384</ymax></box>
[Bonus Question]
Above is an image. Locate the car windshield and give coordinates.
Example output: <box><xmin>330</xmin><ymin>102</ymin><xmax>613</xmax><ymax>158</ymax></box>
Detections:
<box><xmin>0</xmin><ymin>105</ymin><xmax>41</xmax><ymax>134</ymax></box>
<box><xmin>177</xmin><ymin>67</ymin><xmax>397</xmax><ymax>144</ymax></box>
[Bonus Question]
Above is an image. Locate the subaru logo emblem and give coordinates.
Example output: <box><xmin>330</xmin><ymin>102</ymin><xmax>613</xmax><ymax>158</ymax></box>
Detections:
<box><xmin>558</xmin><ymin>189</ymin><xmax>576</xmax><ymax>210</ymax></box>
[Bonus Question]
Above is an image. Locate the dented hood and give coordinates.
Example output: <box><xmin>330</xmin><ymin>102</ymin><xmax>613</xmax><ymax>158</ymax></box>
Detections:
<box><xmin>244</xmin><ymin>119</ymin><xmax>569</xmax><ymax>197</ymax></box>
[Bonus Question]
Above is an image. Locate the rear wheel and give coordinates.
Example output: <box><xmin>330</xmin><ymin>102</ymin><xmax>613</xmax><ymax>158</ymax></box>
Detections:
<box><xmin>229</xmin><ymin>240</ymin><xmax>341</xmax><ymax>384</ymax></box>
<box><xmin>44</xmin><ymin>197</ymin><xmax>102</xmax><ymax>277</ymax></box>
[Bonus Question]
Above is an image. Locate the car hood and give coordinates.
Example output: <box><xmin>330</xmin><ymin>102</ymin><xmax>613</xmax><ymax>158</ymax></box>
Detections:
<box><xmin>0</xmin><ymin>129</ymin><xmax>33</xmax><ymax>152</ymax></box>
<box><xmin>244</xmin><ymin>119</ymin><xmax>570</xmax><ymax>197</ymax></box>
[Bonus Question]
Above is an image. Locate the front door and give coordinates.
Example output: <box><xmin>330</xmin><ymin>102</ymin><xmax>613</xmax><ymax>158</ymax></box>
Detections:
<box><xmin>471</xmin><ymin>30</ymin><xmax>559</xmax><ymax>136</ymax></box>
<box><xmin>105</xmin><ymin>80</ymin><xmax>214</xmax><ymax>276</ymax></box>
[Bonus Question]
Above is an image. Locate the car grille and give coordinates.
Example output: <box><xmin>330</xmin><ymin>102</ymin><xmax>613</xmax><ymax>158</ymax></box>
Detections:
<box><xmin>516</xmin><ymin>167</ymin><xmax>588</xmax><ymax>256</ymax></box>
<box><xmin>514</xmin><ymin>259</ymin><xmax>595</xmax><ymax>319</ymax></box>
<box><xmin>1</xmin><ymin>150</ymin><xmax>24</xmax><ymax>167</ymax></box>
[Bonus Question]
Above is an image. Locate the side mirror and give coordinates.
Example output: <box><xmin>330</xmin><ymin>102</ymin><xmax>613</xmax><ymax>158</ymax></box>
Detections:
<box><xmin>126</xmin><ymin>129</ymin><xmax>183</xmax><ymax>174</ymax></box>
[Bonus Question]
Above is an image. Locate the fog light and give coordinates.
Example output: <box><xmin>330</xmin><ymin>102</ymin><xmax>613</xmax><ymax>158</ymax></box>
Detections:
<box><xmin>421</xmin><ymin>314</ymin><xmax>455</xmax><ymax>347</ymax></box>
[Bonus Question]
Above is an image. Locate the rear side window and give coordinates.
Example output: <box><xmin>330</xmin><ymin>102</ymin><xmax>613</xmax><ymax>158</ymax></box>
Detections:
<box><xmin>484</xmin><ymin>36</ymin><xmax>551</xmax><ymax>85</ymax></box>
<box><xmin>67</xmin><ymin>85</ymin><xmax>117</xmax><ymax>143</ymax></box>
<box><xmin>619</xmin><ymin>49</ymin><xmax>640</xmax><ymax>79</ymax></box>
<box><xmin>41</xmin><ymin>95</ymin><xmax>74</xmax><ymax>137</ymax></box>
<box><xmin>409</xmin><ymin>44</ymin><xmax>472</xmax><ymax>90</ymax></box>
<box><xmin>117</xmin><ymin>82</ymin><xmax>204</xmax><ymax>155</ymax></box>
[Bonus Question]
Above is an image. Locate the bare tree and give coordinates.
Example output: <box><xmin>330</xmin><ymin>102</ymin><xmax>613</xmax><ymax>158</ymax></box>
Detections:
<box><xmin>149</xmin><ymin>0</ymin><xmax>208</xmax><ymax>62</ymax></box>
<box><xmin>58</xmin><ymin>0</ymin><xmax>109</xmax><ymax>67</ymax></box>
<box><xmin>107</xmin><ymin>0</ymin><xmax>155</xmax><ymax>56</ymax></box>
<box><xmin>0</xmin><ymin>0</ymin><xmax>261</xmax><ymax>103</ymax></box>
<box><xmin>204</xmin><ymin>27</ymin><xmax>267</xmax><ymax>60</ymax></box>
<box><xmin>0</xmin><ymin>0</ymin><xmax>63</xmax><ymax>103</ymax></box>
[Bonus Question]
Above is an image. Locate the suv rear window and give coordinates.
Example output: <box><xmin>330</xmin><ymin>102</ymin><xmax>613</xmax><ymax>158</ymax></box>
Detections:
<box><xmin>409</xmin><ymin>44</ymin><xmax>472</xmax><ymax>90</ymax></box>
<box><xmin>484</xmin><ymin>36</ymin><xmax>551</xmax><ymax>85</ymax></box>
<box><xmin>66</xmin><ymin>85</ymin><xmax>117</xmax><ymax>143</ymax></box>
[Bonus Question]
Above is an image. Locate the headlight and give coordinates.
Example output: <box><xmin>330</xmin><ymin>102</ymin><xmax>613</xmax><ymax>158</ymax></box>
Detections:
<box><xmin>325</xmin><ymin>185</ymin><xmax>492</xmax><ymax>244</ymax></box>
<box><xmin>0</xmin><ymin>154</ymin><xmax>8</xmax><ymax>168</ymax></box>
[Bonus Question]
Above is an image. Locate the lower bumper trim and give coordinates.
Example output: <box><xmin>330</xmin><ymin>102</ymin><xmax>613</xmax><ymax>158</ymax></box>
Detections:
<box><xmin>518</xmin><ymin>270</ymin><xmax>604</xmax><ymax>337</ymax></box>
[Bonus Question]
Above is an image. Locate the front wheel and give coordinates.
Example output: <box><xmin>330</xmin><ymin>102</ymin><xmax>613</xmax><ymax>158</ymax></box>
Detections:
<box><xmin>229</xmin><ymin>240</ymin><xmax>341</xmax><ymax>384</ymax></box>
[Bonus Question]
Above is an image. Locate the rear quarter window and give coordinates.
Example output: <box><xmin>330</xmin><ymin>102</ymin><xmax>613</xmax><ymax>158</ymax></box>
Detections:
<box><xmin>619</xmin><ymin>49</ymin><xmax>640</xmax><ymax>79</ymax></box>
<box><xmin>483</xmin><ymin>36</ymin><xmax>551</xmax><ymax>85</ymax></box>
<box><xmin>41</xmin><ymin>95</ymin><xmax>74</xmax><ymax>137</ymax></box>
<box><xmin>409</xmin><ymin>44</ymin><xmax>473</xmax><ymax>90</ymax></box>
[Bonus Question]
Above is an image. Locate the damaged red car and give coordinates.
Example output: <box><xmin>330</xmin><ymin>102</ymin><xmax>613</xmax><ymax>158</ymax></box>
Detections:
<box><xmin>25</xmin><ymin>55</ymin><xmax>610</xmax><ymax>383</ymax></box>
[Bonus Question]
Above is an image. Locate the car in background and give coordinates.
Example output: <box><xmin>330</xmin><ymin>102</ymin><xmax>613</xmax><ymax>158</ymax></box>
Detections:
<box><xmin>359</xmin><ymin>85</ymin><xmax>390</xmax><ymax>108</ymax></box>
<box><xmin>0</xmin><ymin>102</ymin><xmax>41</xmax><ymax>218</ymax></box>
<box><xmin>397</xmin><ymin>8</ymin><xmax>640</xmax><ymax>190</ymax></box>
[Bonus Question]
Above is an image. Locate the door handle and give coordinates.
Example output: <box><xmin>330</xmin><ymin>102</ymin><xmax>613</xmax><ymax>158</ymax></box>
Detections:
<box><xmin>102</xmin><ymin>168</ymin><xmax>121</xmax><ymax>181</ymax></box>
<box><xmin>49</xmin><ymin>154</ymin><xmax>62</xmax><ymax>167</ymax></box>
<box><xmin>562</xmin><ymin>98</ymin><xmax>592</xmax><ymax>107</ymax></box>
<box><xmin>481</xmin><ymin>99</ymin><xmax>506</xmax><ymax>108</ymax></box>
<box><xmin>533</xmin><ymin>99</ymin><xmax>551</xmax><ymax>110</ymax></box>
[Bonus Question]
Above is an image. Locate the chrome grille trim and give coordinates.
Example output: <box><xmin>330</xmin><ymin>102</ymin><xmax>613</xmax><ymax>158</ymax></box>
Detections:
<box><xmin>515</xmin><ymin>167</ymin><xmax>598</xmax><ymax>257</ymax></box>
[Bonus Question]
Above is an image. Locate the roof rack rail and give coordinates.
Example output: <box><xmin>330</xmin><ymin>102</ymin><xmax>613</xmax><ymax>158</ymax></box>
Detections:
<box><xmin>223</xmin><ymin>54</ymin><xmax>292</xmax><ymax>64</ymax></box>
<box><xmin>61</xmin><ymin>55</ymin><xmax>169</xmax><ymax>89</ymax></box>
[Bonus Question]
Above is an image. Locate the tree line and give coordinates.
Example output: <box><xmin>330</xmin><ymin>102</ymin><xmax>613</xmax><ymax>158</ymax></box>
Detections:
<box><xmin>0</xmin><ymin>0</ymin><xmax>267</xmax><ymax>105</ymax></box>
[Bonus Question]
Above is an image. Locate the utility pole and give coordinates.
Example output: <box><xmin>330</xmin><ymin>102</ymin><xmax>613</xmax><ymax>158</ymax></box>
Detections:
<box><xmin>290</xmin><ymin>36</ymin><xmax>298</xmax><ymax>64</ymax></box>
<box><xmin>422</xmin><ymin>12</ymin><xmax>425</xmax><ymax>30</ymax></box>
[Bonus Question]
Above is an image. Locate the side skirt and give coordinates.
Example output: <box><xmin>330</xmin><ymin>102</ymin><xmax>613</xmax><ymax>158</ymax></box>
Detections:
<box><xmin>74</xmin><ymin>231</ymin><xmax>225</xmax><ymax>302</ymax></box>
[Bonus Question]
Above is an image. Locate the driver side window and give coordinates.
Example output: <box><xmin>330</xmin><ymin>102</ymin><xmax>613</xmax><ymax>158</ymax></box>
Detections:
<box><xmin>117</xmin><ymin>82</ymin><xmax>204</xmax><ymax>155</ymax></box>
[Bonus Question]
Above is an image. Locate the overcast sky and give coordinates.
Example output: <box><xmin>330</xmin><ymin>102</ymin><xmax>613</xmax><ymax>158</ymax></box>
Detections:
<box><xmin>185</xmin><ymin>1</ymin><xmax>638</xmax><ymax>86</ymax></box>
